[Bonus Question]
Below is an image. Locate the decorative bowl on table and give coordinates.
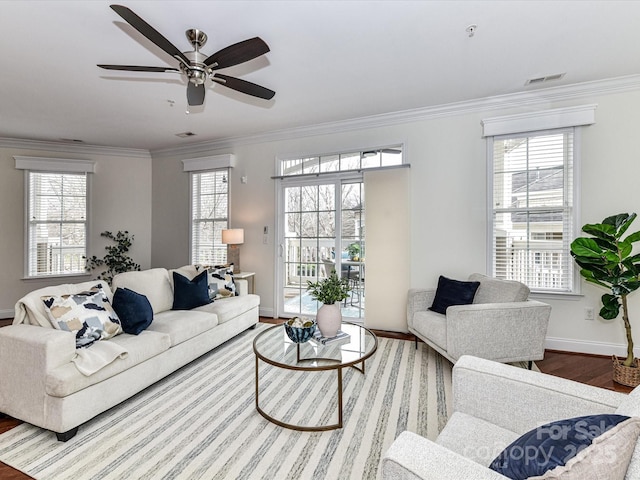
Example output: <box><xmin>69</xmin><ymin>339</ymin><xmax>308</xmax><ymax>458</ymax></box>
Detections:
<box><xmin>284</xmin><ymin>317</ymin><xmax>316</xmax><ymax>343</ymax></box>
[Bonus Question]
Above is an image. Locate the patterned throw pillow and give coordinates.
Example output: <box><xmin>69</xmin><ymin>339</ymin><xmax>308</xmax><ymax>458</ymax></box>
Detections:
<box><xmin>42</xmin><ymin>284</ymin><xmax>123</xmax><ymax>348</ymax></box>
<box><xmin>209</xmin><ymin>266</ymin><xmax>237</xmax><ymax>297</ymax></box>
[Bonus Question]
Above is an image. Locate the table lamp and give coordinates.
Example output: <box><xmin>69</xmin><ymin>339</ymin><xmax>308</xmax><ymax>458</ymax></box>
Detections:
<box><xmin>222</xmin><ymin>228</ymin><xmax>244</xmax><ymax>272</ymax></box>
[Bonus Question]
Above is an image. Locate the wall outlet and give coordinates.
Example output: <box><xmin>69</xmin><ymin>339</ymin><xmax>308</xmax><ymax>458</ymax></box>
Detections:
<box><xmin>584</xmin><ymin>307</ymin><xmax>595</xmax><ymax>321</ymax></box>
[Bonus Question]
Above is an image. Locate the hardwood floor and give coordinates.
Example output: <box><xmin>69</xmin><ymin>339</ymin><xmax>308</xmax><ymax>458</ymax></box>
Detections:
<box><xmin>0</xmin><ymin>319</ymin><xmax>634</xmax><ymax>479</ymax></box>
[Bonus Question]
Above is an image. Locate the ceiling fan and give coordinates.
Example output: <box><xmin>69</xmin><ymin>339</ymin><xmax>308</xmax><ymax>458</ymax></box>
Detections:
<box><xmin>98</xmin><ymin>4</ymin><xmax>275</xmax><ymax>107</ymax></box>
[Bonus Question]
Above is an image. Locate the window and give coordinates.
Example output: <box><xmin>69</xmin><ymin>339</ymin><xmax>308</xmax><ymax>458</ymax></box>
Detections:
<box><xmin>26</xmin><ymin>171</ymin><xmax>88</xmax><ymax>277</ymax></box>
<box><xmin>278</xmin><ymin>146</ymin><xmax>403</xmax><ymax>177</ymax></box>
<box><xmin>489</xmin><ymin>128</ymin><xmax>576</xmax><ymax>293</ymax></box>
<box><xmin>191</xmin><ymin>169</ymin><xmax>229</xmax><ymax>266</ymax></box>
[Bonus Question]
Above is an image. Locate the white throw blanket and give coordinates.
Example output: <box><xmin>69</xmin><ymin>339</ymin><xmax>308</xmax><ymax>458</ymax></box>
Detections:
<box><xmin>13</xmin><ymin>280</ymin><xmax>129</xmax><ymax>376</ymax></box>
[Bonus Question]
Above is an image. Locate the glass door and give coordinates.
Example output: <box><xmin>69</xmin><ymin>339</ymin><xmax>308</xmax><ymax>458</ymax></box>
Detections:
<box><xmin>279</xmin><ymin>177</ymin><xmax>364</xmax><ymax>321</ymax></box>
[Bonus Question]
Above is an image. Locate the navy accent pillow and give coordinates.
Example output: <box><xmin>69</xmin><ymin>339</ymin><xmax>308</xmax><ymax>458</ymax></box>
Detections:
<box><xmin>489</xmin><ymin>414</ymin><xmax>631</xmax><ymax>479</ymax></box>
<box><xmin>172</xmin><ymin>270</ymin><xmax>212</xmax><ymax>310</ymax></box>
<box><xmin>429</xmin><ymin>275</ymin><xmax>480</xmax><ymax>314</ymax></box>
<box><xmin>112</xmin><ymin>287</ymin><xmax>153</xmax><ymax>335</ymax></box>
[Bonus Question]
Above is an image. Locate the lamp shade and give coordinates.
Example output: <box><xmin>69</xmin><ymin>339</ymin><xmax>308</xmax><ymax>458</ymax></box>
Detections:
<box><xmin>222</xmin><ymin>228</ymin><xmax>244</xmax><ymax>245</ymax></box>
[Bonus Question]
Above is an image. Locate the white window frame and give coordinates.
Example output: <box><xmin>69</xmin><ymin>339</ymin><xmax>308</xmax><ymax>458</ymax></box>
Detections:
<box><xmin>486</xmin><ymin>128</ymin><xmax>579</xmax><ymax>294</ymax></box>
<box><xmin>183</xmin><ymin>154</ymin><xmax>235</xmax><ymax>267</ymax></box>
<box><xmin>15</xmin><ymin>156</ymin><xmax>95</xmax><ymax>279</ymax></box>
<box><xmin>482</xmin><ymin>106</ymin><xmax>596</xmax><ymax>295</ymax></box>
<box><xmin>189</xmin><ymin>168</ymin><xmax>230</xmax><ymax>266</ymax></box>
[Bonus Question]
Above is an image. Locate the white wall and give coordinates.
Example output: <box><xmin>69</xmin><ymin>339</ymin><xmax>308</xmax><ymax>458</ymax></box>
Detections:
<box><xmin>150</xmin><ymin>85</ymin><xmax>640</xmax><ymax>357</ymax></box>
<box><xmin>0</xmin><ymin>143</ymin><xmax>152</xmax><ymax>317</ymax></box>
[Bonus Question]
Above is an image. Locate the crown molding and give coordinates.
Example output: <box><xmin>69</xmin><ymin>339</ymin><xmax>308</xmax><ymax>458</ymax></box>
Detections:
<box><xmin>3</xmin><ymin>75</ymin><xmax>640</xmax><ymax>161</ymax></box>
<box><xmin>0</xmin><ymin>137</ymin><xmax>151</xmax><ymax>159</ymax></box>
<box><xmin>151</xmin><ymin>74</ymin><xmax>640</xmax><ymax>159</ymax></box>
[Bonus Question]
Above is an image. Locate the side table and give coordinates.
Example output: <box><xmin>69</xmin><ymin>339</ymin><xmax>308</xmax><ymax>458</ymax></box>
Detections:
<box><xmin>234</xmin><ymin>271</ymin><xmax>255</xmax><ymax>294</ymax></box>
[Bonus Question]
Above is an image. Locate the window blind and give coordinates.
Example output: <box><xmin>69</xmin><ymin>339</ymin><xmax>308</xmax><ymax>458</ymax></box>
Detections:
<box><xmin>27</xmin><ymin>171</ymin><xmax>87</xmax><ymax>277</ymax></box>
<box><xmin>191</xmin><ymin>169</ymin><xmax>229</xmax><ymax>266</ymax></box>
<box><xmin>491</xmin><ymin>128</ymin><xmax>575</xmax><ymax>293</ymax></box>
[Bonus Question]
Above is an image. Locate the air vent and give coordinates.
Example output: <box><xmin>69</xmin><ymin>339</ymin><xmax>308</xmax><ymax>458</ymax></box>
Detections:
<box><xmin>175</xmin><ymin>131</ymin><xmax>196</xmax><ymax>138</ymax></box>
<box><xmin>525</xmin><ymin>73</ymin><xmax>566</xmax><ymax>86</ymax></box>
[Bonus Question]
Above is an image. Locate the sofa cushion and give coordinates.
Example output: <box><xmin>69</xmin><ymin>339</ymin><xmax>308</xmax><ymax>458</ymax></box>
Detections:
<box><xmin>193</xmin><ymin>294</ymin><xmax>259</xmax><ymax>324</ymax></box>
<box><xmin>147</xmin><ymin>310</ymin><xmax>219</xmax><ymax>346</ymax></box>
<box><xmin>429</xmin><ymin>276</ymin><xmax>480</xmax><ymax>315</ymax></box>
<box><xmin>112</xmin><ymin>287</ymin><xmax>154</xmax><ymax>335</ymax></box>
<box><xmin>411</xmin><ymin>310</ymin><xmax>447</xmax><ymax>351</ymax></box>
<box><xmin>172</xmin><ymin>271</ymin><xmax>212</xmax><ymax>310</ymax></box>
<box><xmin>112</xmin><ymin>268</ymin><xmax>173</xmax><ymax>314</ymax></box>
<box><xmin>41</xmin><ymin>284</ymin><xmax>122</xmax><ymax>348</ymax></box>
<box><xmin>46</xmin><ymin>330</ymin><xmax>171</xmax><ymax>397</ymax></box>
<box><xmin>489</xmin><ymin>414</ymin><xmax>640</xmax><ymax>480</ymax></box>
<box><xmin>469</xmin><ymin>273</ymin><xmax>530</xmax><ymax>304</ymax></box>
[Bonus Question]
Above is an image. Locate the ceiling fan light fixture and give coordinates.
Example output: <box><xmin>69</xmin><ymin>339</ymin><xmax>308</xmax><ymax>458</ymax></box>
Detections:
<box><xmin>98</xmin><ymin>5</ymin><xmax>275</xmax><ymax>106</ymax></box>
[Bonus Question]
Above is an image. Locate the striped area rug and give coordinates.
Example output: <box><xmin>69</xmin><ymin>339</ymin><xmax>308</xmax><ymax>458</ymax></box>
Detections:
<box><xmin>0</xmin><ymin>324</ymin><xmax>452</xmax><ymax>480</ymax></box>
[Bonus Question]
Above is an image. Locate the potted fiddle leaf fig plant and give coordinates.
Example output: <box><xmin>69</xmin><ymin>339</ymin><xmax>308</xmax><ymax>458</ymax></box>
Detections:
<box><xmin>570</xmin><ymin>213</ymin><xmax>640</xmax><ymax>386</ymax></box>
<box><xmin>307</xmin><ymin>270</ymin><xmax>351</xmax><ymax>338</ymax></box>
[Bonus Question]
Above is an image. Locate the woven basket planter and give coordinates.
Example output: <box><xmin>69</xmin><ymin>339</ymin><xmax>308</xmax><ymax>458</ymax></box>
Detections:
<box><xmin>612</xmin><ymin>356</ymin><xmax>640</xmax><ymax>387</ymax></box>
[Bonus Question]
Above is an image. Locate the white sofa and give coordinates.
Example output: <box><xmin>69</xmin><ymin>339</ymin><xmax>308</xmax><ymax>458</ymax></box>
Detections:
<box><xmin>408</xmin><ymin>274</ymin><xmax>551</xmax><ymax>366</ymax></box>
<box><xmin>382</xmin><ymin>355</ymin><xmax>640</xmax><ymax>480</ymax></box>
<box><xmin>0</xmin><ymin>265</ymin><xmax>259</xmax><ymax>441</ymax></box>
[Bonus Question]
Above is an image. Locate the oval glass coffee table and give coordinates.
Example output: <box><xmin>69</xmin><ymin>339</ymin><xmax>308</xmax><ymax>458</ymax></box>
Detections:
<box><xmin>253</xmin><ymin>321</ymin><xmax>377</xmax><ymax>431</ymax></box>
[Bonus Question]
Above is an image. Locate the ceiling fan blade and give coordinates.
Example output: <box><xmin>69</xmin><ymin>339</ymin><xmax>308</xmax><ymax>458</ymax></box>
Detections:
<box><xmin>204</xmin><ymin>37</ymin><xmax>270</xmax><ymax>69</ymax></box>
<box><xmin>98</xmin><ymin>64</ymin><xmax>180</xmax><ymax>72</ymax></box>
<box><xmin>187</xmin><ymin>82</ymin><xmax>206</xmax><ymax>106</ymax></box>
<box><xmin>213</xmin><ymin>74</ymin><xmax>275</xmax><ymax>100</ymax></box>
<box><xmin>110</xmin><ymin>4</ymin><xmax>190</xmax><ymax>67</ymax></box>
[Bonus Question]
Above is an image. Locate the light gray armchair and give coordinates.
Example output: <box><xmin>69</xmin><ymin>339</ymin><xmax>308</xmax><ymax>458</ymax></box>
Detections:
<box><xmin>382</xmin><ymin>355</ymin><xmax>640</xmax><ymax>480</ymax></box>
<box><xmin>407</xmin><ymin>274</ymin><xmax>551</xmax><ymax>366</ymax></box>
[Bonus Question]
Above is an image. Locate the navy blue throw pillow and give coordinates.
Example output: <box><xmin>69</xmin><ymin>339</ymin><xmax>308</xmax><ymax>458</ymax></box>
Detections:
<box><xmin>112</xmin><ymin>287</ymin><xmax>153</xmax><ymax>335</ymax></box>
<box><xmin>429</xmin><ymin>275</ymin><xmax>480</xmax><ymax>314</ymax></box>
<box><xmin>489</xmin><ymin>414</ymin><xmax>631</xmax><ymax>479</ymax></box>
<box><xmin>172</xmin><ymin>270</ymin><xmax>212</xmax><ymax>310</ymax></box>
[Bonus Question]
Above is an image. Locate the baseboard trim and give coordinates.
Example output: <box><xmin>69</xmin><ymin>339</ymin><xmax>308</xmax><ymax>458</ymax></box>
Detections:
<box><xmin>259</xmin><ymin>307</ymin><xmax>275</xmax><ymax>318</ymax></box>
<box><xmin>0</xmin><ymin>309</ymin><xmax>13</xmax><ymax>320</ymax></box>
<box><xmin>545</xmin><ymin>336</ymin><xmax>638</xmax><ymax>358</ymax></box>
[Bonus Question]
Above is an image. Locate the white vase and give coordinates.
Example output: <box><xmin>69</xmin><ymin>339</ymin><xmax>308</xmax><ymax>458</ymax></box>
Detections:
<box><xmin>316</xmin><ymin>302</ymin><xmax>342</xmax><ymax>337</ymax></box>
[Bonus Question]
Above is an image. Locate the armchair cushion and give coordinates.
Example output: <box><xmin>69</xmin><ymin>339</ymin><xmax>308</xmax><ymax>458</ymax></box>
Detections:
<box><xmin>489</xmin><ymin>414</ymin><xmax>640</xmax><ymax>480</ymax></box>
<box><xmin>429</xmin><ymin>276</ymin><xmax>480</xmax><ymax>314</ymax></box>
<box><xmin>469</xmin><ymin>274</ymin><xmax>530</xmax><ymax>304</ymax></box>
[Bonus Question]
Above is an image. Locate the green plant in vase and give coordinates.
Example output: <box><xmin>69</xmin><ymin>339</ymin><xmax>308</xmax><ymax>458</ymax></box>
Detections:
<box><xmin>307</xmin><ymin>270</ymin><xmax>351</xmax><ymax>337</ymax></box>
<box><xmin>347</xmin><ymin>242</ymin><xmax>361</xmax><ymax>261</ymax></box>
<box><xmin>570</xmin><ymin>213</ymin><xmax>640</xmax><ymax>376</ymax></box>
<box><xmin>307</xmin><ymin>270</ymin><xmax>351</xmax><ymax>305</ymax></box>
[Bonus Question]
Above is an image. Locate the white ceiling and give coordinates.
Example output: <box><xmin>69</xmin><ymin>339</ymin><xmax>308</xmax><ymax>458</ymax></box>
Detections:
<box><xmin>2</xmin><ymin>0</ymin><xmax>640</xmax><ymax>152</ymax></box>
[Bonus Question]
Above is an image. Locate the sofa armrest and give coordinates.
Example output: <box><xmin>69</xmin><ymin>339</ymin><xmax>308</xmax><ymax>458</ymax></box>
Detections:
<box><xmin>445</xmin><ymin>300</ymin><xmax>551</xmax><ymax>362</ymax></box>
<box><xmin>407</xmin><ymin>288</ymin><xmax>436</xmax><ymax>330</ymax></box>
<box><xmin>382</xmin><ymin>431</ymin><xmax>508</xmax><ymax>480</ymax></box>
<box><xmin>0</xmin><ymin>324</ymin><xmax>75</xmax><ymax>426</ymax></box>
<box><xmin>452</xmin><ymin>355</ymin><xmax>627</xmax><ymax>435</ymax></box>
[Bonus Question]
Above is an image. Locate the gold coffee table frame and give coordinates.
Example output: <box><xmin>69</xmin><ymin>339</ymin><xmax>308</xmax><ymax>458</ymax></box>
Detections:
<box><xmin>253</xmin><ymin>322</ymin><xmax>377</xmax><ymax>431</ymax></box>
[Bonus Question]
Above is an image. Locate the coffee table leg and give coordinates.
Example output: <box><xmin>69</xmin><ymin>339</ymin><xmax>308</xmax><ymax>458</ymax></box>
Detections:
<box><xmin>255</xmin><ymin>354</ymin><xmax>259</xmax><ymax>409</ymax></box>
<box><xmin>337</xmin><ymin>367</ymin><xmax>343</xmax><ymax>428</ymax></box>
